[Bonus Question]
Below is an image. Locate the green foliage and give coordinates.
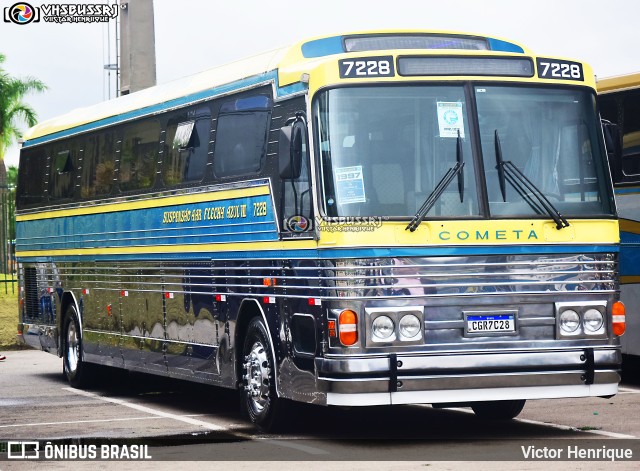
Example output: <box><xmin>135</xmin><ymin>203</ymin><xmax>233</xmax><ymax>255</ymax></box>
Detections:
<box><xmin>7</xmin><ymin>165</ymin><xmax>17</xmax><ymax>187</ymax></box>
<box><xmin>0</xmin><ymin>52</ymin><xmax>47</xmax><ymax>165</ymax></box>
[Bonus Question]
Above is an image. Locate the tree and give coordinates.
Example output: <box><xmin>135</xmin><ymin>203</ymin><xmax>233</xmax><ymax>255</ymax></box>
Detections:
<box><xmin>0</xmin><ymin>52</ymin><xmax>47</xmax><ymax>186</ymax></box>
<box><xmin>0</xmin><ymin>54</ymin><xmax>46</xmax><ymax>274</ymax></box>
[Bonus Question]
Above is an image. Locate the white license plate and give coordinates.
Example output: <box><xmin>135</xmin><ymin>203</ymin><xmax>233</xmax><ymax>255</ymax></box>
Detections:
<box><xmin>466</xmin><ymin>314</ymin><xmax>515</xmax><ymax>334</ymax></box>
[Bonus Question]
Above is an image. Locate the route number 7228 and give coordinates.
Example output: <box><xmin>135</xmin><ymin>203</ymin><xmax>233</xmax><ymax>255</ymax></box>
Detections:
<box><xmin>339</xmin><ymin>56</ymin><xmax>395</xmax><ymax>78</ymax></box>
<box><xmin>536</xmin><ymin>58</ymin><xmax>583</xmax><ymax>81</ymax></box>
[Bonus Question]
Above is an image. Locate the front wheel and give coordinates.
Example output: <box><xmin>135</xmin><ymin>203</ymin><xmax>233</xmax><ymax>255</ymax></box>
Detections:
<box><xmin>240</xmin><ymin>317</ymin><xmax>287</xmax><ymax>432</ymax></box>
<box><xmin>62</xmin><ymin>305</ymin><xmax>93</xmax><ymax>388</ymax></box>
<box><xmin>471</xmin><ymin>399</ymin><xmax>526</xmax><ymax>420</ymax></box>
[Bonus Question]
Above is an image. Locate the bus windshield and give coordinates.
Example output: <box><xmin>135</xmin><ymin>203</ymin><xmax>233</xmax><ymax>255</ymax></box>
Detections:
<box><xmin>316</xmin><ymin>85</ymin><xmax>614</xmax><ymax>218</ymax></box>
<box><xmin>476</xmin><ymin>85</ymin><xmax>613</xmax><ymax>218</ymax></box>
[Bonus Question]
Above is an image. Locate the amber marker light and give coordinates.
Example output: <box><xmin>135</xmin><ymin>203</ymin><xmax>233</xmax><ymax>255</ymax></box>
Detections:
<box><xmin>612</xmin><ymin>301</ymin><xmax>626</xmax><ymax>337</ymax></box>
<box><xmin>338</xmin><ymin>309</ymin><xmax>358</xmax><ymax>346</ymax></box>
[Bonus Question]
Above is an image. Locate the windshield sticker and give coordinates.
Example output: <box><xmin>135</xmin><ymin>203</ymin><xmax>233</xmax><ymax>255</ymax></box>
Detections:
<box><xmin>437</xmin><ymin>102</ymin><xmax>465</xmax><ymax>138</ymax></box>
<box><xmin>334</xmin><ymin>166</ymin><xmax>366</xmax><ymax>204</ymax></box>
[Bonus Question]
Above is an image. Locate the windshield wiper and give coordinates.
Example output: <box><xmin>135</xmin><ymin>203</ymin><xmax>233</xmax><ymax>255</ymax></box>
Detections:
<box><xmin>406</xmin><ymin>132</ymin><xmax>465</xmax><ymax>232</ymax></box>
<box><xmin>494</xmin><ymin>130</ymin><xmax>569</xmax><ymax>230</ymax></box>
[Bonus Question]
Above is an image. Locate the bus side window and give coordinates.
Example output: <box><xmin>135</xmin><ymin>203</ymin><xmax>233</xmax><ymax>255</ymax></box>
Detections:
<box><xmin>620</xmin><ymin>89</ymin><xmax>640</xmax><ymax>179</ymax></box>
<box><xmin>16</xmin><ymin>147</ymin><xmax>47</xmax><ymax>209</ymax></box>
<box><xmin>163</xmin><ymin>106</ymin><xmax>211</xmax><ymax>186</ymax></box>
<box><xmin>49</xmin><ymin>142</ymin><xmax>78</xmax><ymax>202</ymax></box>
<box><xmin>213</xmin><ymin>96</ymin><xmax>271</xmax><ymax>178</ymax></box>
<box><xmin>81</xmin><ymin>131</ymin><xmax>116</xmax><ymax>199</ymax></box>
<box><xmin>119</xmin><ymin>119</ymin><xmax>160</xmax><ymax>192</ymax></box>
<box><xmin>280</xmin><ymin>116</ymin><xmax>312</xmax><ymax>231</ymax></box>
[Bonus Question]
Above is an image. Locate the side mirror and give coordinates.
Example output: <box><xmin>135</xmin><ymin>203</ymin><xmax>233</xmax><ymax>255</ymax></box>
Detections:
<box><xmin>602</xmin><ymin>119</ymin><xmax>622</xmax><ymax>159</ymax></box>
<box><xmin>279</xmin><ymin>119</ymin><xmax>306</xmax><ymax>179</ymax></box>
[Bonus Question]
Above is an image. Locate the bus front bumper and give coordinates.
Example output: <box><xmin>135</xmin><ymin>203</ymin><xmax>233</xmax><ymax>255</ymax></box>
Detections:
<box><xmin>315</xmin><ymin>348</ymin><xmax>621</xmax><ymax>406</ymax></box>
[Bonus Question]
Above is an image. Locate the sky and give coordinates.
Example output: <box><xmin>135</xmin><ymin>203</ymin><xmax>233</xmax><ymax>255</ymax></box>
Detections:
<box><xmin>1</xmin><ymin>0</ymin><xmax>639</xmax><ymax>168</ymax></box>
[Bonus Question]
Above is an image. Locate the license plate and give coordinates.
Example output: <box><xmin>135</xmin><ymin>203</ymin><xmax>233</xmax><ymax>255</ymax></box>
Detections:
<box><xmin>465</xmin><ymin>313</ymin><xmax>516</xmax><ymax>334</ymax></box>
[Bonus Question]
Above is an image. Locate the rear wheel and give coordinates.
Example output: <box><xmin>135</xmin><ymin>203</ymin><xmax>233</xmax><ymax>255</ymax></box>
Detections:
<box><xmin>240</xmin><ymin>317</ymin><xmax>287</xmax><ymax>432</ymax></box>
<box><xmin>62</xmin><ymin>305</ymin><xmax>93</xmax><ymax>388</ymax></box>
<box><xmin>471</xmin><ymin>399</ymin><xmax>526</xmax><ymax>420</ymax></box>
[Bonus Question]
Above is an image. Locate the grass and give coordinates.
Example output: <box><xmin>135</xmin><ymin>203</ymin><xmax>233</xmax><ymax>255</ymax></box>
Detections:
<box><xmin>0</xmin><ymin>277</ymin><xmax>19</xmax><ymax>349</ymax></box>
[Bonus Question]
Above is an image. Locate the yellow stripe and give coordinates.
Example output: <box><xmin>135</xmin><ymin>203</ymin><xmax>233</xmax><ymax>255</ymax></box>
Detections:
<box><xmin>16</xmin><ymin>239</ymin><xmax>318</xmax><ymax>258</ymax></box>
<box><xmin>597</xmin><ymin>72</ymin><xmax>640</xmax><ymax>94</ymax></box>
<box><xmin>317</xmin><ymin>219</ymin><xmax>619</xmax><ymax>247</ymax></box>
<box><xmin>619</xmin><ymin>218</ymin><xmax>640</xmax><ymax>235</ymax></box>
<box><xmin>16</xmin><ymin>185</ymin><xmax>269</xmax><ymax>222</ymax></box>
<box><xmin>620</xmin><ymin>276</ymin><xmax>640</xmax><ymax>285</ymax></box>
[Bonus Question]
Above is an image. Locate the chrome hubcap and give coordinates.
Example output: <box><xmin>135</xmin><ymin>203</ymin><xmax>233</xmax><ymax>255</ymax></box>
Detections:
<box><xmin>66</xmin><ymin>320</ymin><xmax>79</xmax><ymax>374</ymax></box>
<box><xmin>243</xmin><ymin>340</ymin><xmax>271</xmax><ymax>412</ymax></box>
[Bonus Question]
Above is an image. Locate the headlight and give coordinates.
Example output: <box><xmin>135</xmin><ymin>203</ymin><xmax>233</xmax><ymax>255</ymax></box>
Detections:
<box><xmin>399</xmin><ymin>314</ymin><xmax>422</xmax><ymax>340</ymax></box>
<box><xmin>559</xmin><ymin>309</ymin><xmax>580</xmax><ymax>333</ymax></box>
<box><xmin>371</xmin><ymin>315</ymin><xmax>395</xmax><ymax>341</ymax></box>
<box><xmin>583</xmin><ymin>308</ymin><xmax>604</xmax><ymax>333</ymax></box>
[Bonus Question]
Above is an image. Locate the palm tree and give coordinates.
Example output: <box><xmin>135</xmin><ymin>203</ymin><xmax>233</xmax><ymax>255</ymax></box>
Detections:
<box><xmin>0</xmin><ymin>53</ymin><xmax>46</xmax><ymax>274</ymax></box>
<box><xmin>0</xmin><ymin>52</ymin><xmax>47</xmax><ymax>186</ymax></box>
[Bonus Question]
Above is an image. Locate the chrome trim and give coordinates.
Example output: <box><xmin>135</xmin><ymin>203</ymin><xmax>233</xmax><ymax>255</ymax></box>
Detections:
<box><xmin>327</xmin><ymin>383</ymin><xmax>619</xmax><ymax>406</ymax></box>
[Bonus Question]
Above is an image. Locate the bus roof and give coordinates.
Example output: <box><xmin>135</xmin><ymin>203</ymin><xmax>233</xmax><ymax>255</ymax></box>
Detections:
<box><xmin>23</xmin><ymin>29</ymin><xmax>532</xmax><ymax>144</ymax></box>
<box><xmin>597</xmin><ymin>72</ymin><xmax>640</xmax><ymax>94</ymax></box>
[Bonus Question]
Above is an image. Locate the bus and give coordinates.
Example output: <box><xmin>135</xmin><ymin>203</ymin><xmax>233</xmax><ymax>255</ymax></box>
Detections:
<box><xmin>17</xmin><ymin>30</ymin><xmax>624</xmax><ymax>431</ymax></box>
<box><xmin>598</xmin><ymin>72</ymin><xmax>640</xmax><ymax>361</ymax></box>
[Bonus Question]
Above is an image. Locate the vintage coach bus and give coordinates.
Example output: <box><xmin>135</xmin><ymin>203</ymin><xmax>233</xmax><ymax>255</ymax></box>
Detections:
<box><xmin>17</xmin><ymin>30</ymin><xmax>624</xmax><ymax>431</ymax></box>
<box><xmin>598</xmin><ymin>72</ymin><xmax>640</xmax><ymax>362</ymax></box>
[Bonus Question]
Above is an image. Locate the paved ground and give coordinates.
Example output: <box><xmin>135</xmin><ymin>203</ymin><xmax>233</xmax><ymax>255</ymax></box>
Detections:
<box><xmin>1</xmin><ymin>349</ymin><xmax>639</xmax><ymax>470</ymax></box>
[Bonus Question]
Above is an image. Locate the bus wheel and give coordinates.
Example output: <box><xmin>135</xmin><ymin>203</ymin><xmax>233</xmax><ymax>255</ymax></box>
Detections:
<box><xmin>62</xmin><ymin>305</ymin><xmax>92</xmax><ymax>388</ymax></box>
<box><xmin>471</xmin><ymin>399</ymin><xmax>526</xmax><ymax>420</ymax></box>
<box><xmin>240</xmin><ymin>317</ymin><xmax>286</xmax><ymax>432</ymax></box>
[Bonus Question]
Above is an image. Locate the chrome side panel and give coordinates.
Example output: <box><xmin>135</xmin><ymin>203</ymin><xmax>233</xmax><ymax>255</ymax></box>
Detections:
<box><xmin>17</xmin><ymin>251</ymin><xmax>620</xmax><ymax>407</ymax></box>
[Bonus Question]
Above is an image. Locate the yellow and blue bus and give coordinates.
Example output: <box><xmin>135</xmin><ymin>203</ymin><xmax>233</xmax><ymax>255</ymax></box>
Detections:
<box><xmin>17</xmin><ymin>30</ymin><xmax>624</xmax><ymax>430</ymax></box>
<box><xmin>598</xmin><ymin>72</ymin><xmax>640</xmax><ymax>361</ymax></box>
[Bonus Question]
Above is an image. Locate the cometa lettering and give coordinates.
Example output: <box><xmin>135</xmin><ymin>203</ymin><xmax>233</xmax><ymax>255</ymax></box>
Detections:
<box><xmin>439</xmin><ymin>229</ymin><xmax>539</xmax><ymax>241</ymax></box>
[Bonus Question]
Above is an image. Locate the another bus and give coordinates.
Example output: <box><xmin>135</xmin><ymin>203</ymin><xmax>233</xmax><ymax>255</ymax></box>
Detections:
<box><xmin>598</xmin><ymin>72</ymin><xmax>640</xmax><ymax>361</ymax></box>
<box><xmin>17</xmin><ymin>30</ymin><xmax>624</xmax><ymax>431</ymax></box>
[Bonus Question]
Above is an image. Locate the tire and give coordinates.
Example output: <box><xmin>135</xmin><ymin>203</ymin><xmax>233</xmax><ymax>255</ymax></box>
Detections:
<box><xmin>62</xmin><ymin>305</ymin><xmax>93</xmax><ymax>388</ymax></box>
<box><xmin>240</xmin><ymin>317</ymin><xmax>287</xmax><ymax>432</ymax></box>
<box><xmin>471</xmin><ymin>399</ymin><xmax>526</xmax><ymax>420</ymax></box>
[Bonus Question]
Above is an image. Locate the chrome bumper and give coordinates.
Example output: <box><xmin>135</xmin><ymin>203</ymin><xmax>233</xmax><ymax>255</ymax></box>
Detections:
<box><xmin>316</xmin><ymin>348</ymin><xmax>621</xmax><ymax>406</ymax></box>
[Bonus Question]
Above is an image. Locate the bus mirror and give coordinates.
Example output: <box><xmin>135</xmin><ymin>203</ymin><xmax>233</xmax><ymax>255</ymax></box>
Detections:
<box><xmin>279</xmin><ymin>120</ymin><xmax>305</xmax><ymax>179</ymax></box>
<box><xmin>602</xmin><ymin>120</ymin><xmax>621</xmax><ymax>159</ymax></box>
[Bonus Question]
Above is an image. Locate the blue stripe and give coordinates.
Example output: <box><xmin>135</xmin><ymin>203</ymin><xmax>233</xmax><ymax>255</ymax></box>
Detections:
<box><xmin>614</xmin><ymin>187</ymin><xmax>640</xmax><ymax>195</ymax></box>
<box><xmin>16</xmin><ymin>244</ymin><xmax>618</xmax><ymax>263</ymax></box>
<box><xmin>23</xmin><ymin>72</ymin><xmax>307</xmax><ymax>148</ymax></box>
<box><xmin>16</xmin><ymin>194</ymin><xmax>277</xmax><ymax>251</ymax></box>
<box><xmin>487</xmin><ymin>38</ymin><xmax>524</xmax><ymax>53</ymax></box>
<box><xmin>619</xmin><ymin>240</ymin><xmax>640</xmax><ymax>276</ymax></box>
<box><xmin>301</xmin><ymin>36</ymin><xmax>344</xmax><ymax>58</ymax></box>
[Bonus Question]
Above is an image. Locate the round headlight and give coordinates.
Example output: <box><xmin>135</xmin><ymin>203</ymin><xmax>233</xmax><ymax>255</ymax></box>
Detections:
<box><xmin>583</xmin><ymin>308</ymin><xmax>603</xmax><ymax>332</ymax></box>
<box><xmin>372</xmin><ymin>315</ymin><xmax>395</xmax><ymax>340</ymax></box>
<box><xmin>560</xmin><ymin>309</ymin><xmax>580</xmax><ymax>333</ymax></box>
<box><xmin>399</xmin><ymin>314</ymin><xmax>422</xmax><ymax>340</ymax></box>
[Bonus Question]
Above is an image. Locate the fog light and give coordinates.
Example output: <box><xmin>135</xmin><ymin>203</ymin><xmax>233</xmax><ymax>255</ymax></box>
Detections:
<box><xmin>583</xmin><ymin>308</ymin><xmax>603</xmax><ymax>333</ymax></box>
<box><xmin>560</xmin><ymin>309</ymin><xmax>580</xmax><ymax>333</ymax></box>
<box><xmin>372</xmin><ymin>315</ymin><xmax>395</xmax><ymax>341</ymax></box>
<box><xmin>399</xmin><ymin>314</ymin><xmax>422</xmax><ymax>340</ymax></box>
